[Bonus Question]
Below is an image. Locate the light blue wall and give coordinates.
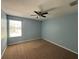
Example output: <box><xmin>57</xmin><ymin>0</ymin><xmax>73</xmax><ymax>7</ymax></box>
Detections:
<box><xmin>6</xmin><ymin>12</ymin><xmax>78</xmax><ymax>53</ymax></box>
<box><xmin>7</xmin><ymin>16</ymin><xmax>42</xmax><ymax>44</ymax></box>
<box><xmin>42</xmin><ymin>12</ymin><xmax>78</xmax><ymax>53</ymax></box>
<box><xmin>1</xmin><ymin>10</ymin><xmax>7</xmax><ymax>55</ymax></box>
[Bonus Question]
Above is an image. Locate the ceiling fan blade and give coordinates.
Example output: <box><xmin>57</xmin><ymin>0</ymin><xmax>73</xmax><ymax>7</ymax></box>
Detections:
<box><xmin>42</xmin><ymin>12</ymin><xmax>48</xmax><ymax>14</ymax></box>
<box><xmin>34</xmin><ymin>11</ymin><xmax>39</xmax><ymax>14</ymax></box>
<box><xmin>70</xmin><ymin>0</ymin><xmax>78</xmax><ymax>6</ymax></box>
<box><xmin>42</xmin><ymin>15</ymin><xmax>46</xmax><ymax>17</ymax></box>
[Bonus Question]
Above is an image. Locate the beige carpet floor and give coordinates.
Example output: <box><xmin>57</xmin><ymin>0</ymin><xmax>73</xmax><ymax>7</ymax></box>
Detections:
<box><xmin>2</xmin><ymin>39</ymin><xmax>78</xmax><ymax>59</ymax></box>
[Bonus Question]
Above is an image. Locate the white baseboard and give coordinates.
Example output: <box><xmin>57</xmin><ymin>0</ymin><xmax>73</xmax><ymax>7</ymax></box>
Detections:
<box><xmin>1</xmin><ymin>47</ymin><xmax>7</xmax><ymax>58</ymax></box>
<box><xmin>44</xmin><ymin>39</ymin><xmax>78</xmax><ymax>54</ymax></box>
<box><xmin>8</xmin><ymin>37</ymin><xmax>41</xmax><ymax>45</ymax></box>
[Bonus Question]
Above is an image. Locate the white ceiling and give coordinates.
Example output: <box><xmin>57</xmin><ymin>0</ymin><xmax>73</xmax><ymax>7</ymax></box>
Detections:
<box><xmin>2</xmin><ymin>0</ymin><xmax>77</xmax><ymax>20</ymax></box>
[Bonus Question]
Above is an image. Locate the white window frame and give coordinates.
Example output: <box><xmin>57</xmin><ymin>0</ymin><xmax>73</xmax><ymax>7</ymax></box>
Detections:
<box><xmin>9</xmin><ymin>20</ymin><xmax>22</xmax><ymax>37</ymax></box>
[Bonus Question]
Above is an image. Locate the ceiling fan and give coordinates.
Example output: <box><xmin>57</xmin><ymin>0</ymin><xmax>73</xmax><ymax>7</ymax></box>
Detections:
<box><xmin>30</xmin><ymin>11</ymin><xmax>48</xmax><ymax>18</ymax></box>
<box><xmin>31</xmin><ymin>0</ymin><xmax>77</xmax><ymax>19</ymax></box>
<box><xmin>30</xmin><ymin>7</ymin><xmax>57</xmax><ymax>19</ymax></box>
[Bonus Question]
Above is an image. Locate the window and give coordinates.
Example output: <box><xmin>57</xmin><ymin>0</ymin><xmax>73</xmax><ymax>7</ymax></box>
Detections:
<box><xmin>9</xmin><ymin>20</ymin><xmax>22</xmax><ymax>37</ymax></box>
